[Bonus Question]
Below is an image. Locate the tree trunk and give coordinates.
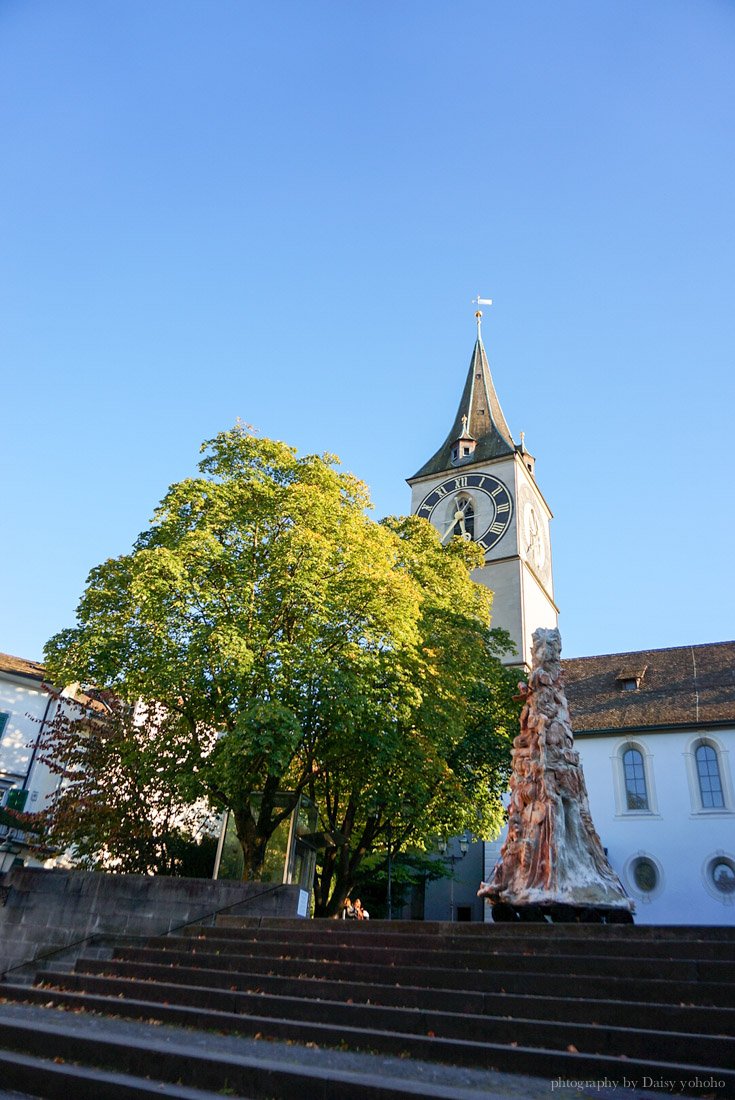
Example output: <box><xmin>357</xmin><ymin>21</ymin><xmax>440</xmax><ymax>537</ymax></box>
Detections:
<box><xmin>233</xmin><ymin>782</ymin><xmax>300</xmax><ymax>881</ymax></box>
<box><xmin>233</xmin><ymin>807</ymin><xmax>270</xmax><ymax>880</ymax></box>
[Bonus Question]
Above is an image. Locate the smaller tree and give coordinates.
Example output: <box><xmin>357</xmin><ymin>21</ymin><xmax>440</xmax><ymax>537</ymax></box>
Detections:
<box><xmin>35</xmin><ymin>693</ymin><xmax>216</xmax><ymax>875</ymax></box>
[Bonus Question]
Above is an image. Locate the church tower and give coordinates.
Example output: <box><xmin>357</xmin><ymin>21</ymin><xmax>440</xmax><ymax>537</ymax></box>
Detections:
<box><xmin>407</xmin><ymin>310</ymin><xmax>558</xmax><ymax>670</ymax></box>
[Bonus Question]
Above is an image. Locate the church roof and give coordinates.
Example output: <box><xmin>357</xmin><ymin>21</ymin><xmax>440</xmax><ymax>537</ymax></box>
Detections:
<box><xmin>410</xmin><ymin>330</ymin><xmax>515</xmax><ymax>480</ymax></box>
<box><xmin>562</xmin><ymin>640</ymin><xmax>735</xmax><ymax>734</ymax></box>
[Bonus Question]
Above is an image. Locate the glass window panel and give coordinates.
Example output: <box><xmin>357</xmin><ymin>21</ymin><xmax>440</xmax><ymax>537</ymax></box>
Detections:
<box><xmin>623</xmin><ymin>748</ymin><xmax>649</xmax><ymax>811</ymax></box>
<box><xmin>711</xmin><ymin>859</ymin><xmax>735</xmax><ymax>894</ymax></box>
<box><xmin>696</xmin><ymin>744</ymin><xmax>725</xmax><ymax>809</ymax></box>
<box><xmin>632</xmin><ymin>857</ymin><xmax>657</xmax><ymax>892</ymax></box>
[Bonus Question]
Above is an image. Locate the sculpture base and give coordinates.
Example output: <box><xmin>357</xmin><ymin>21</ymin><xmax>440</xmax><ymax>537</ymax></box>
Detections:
<box><xmin>491</xmin><ymin>902</ymin><xmax>634</xmax><ymax>925</ymax></box>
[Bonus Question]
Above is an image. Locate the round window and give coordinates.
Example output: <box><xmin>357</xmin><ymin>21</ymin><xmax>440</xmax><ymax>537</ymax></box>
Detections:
<box><xmin>710</xmin><ymin>858</ymin><xmax>735</xmax><ymax>895</ymax></box>
<box><xmin>631</xmin><ymin>857</ymin><xmax>658</xmax><ymax>893</ymax></box>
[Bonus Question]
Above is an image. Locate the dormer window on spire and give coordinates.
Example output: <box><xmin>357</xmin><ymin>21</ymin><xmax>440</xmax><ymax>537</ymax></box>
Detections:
<box><xmin>451</xmin><ymin>415</ymin><xmax>476</xmax><ymax>465</ymax></box>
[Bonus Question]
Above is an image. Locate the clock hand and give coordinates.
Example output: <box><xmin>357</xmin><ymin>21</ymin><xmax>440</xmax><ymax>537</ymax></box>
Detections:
<box><xmin>440</xmin><ymin>503</ymin><xmax>466</xmax><ymax>543</ymax></box>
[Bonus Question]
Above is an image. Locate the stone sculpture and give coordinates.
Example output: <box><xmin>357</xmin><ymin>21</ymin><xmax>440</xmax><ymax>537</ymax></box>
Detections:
<box><xmin>479</xmin><ymin>627</ymin><xmax>634</xmax><ymax>922</ymax></box>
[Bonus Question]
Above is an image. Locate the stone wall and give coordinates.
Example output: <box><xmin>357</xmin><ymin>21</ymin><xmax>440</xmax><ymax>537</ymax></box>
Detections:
<box><xmin>0</xmin><ymin>868</ymin><xmax>307</xmax><ymax>979</ymax></box>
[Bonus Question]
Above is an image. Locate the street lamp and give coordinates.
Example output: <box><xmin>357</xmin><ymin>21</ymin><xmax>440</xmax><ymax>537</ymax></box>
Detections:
<box><xmin>438</xmin><ymin>833</ymin><xmax>470</xmax><ymax>921</ymax></box>
<box><xmin>386</xmin><ymin>820</ymin><xmax>393</xmax><ymax>920</ymax></box>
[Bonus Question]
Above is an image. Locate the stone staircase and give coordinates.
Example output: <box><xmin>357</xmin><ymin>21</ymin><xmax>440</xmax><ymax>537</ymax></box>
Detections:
<box><xmin>0</xmin><ymin>917</ymin><xmax>732</xmax><ymax>1097</ymax></box>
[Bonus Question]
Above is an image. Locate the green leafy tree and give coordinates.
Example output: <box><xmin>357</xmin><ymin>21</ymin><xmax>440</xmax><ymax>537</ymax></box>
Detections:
<box><xmin>307</xmin><ymin>514</ymin><xmax>520</xmax><ymax>915</ymax></box>
<box><xmin>43</xmin><ymin>426</ymin><xmax>519</xmax><ymax>885</ymax></box>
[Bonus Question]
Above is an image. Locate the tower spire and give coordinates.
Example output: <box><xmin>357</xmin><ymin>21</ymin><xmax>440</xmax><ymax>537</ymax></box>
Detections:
<box><xmin>410</xmin><ymin>305</ymin><xmax>515</xmax><ymax>480</ymax></box>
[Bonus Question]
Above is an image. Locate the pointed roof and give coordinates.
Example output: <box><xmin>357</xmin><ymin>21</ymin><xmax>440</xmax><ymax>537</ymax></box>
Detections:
<box><xmin>410</xmin><ymin>329</ymin><xmax>515</xmax><ymax>480</ymax></box>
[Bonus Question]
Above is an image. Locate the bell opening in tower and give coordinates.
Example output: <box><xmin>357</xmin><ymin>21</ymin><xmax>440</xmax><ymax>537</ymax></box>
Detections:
<box><xmin>453</xmin><ymin>496</ymin><xmax>475</xmax><ymax>540</ymax></box>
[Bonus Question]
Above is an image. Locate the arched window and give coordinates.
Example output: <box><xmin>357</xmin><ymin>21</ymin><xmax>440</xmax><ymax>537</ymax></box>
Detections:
<box><xmin>622</xmin><ymin>747</ymin><xmax>649</xmax><ymax>811</ymax></box>
<box><xmin>695</xmin><ymin>743</ymin><xmax>725</xmax><ymax>809</ymax></box>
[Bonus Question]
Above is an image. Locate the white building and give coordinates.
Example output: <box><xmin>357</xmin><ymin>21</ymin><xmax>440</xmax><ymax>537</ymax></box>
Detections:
<box><xmin>0</xmin><ymin>653</ymin><xmax>61</xmax><ymax>871</ymax></box>
<box><xmin>564</xmin><ymin>642</ymin><xmax>735</xmax><ymax>923</ymax></box>
<box><xmin>414</xmin><ymin>317</ymin><xmax>734</xmax><ymax>924</ymax></box>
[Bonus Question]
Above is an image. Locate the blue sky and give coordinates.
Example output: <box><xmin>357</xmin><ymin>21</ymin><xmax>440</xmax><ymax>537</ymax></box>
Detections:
<box><xmin>1</xmin><ymin>1</ymin><xmax>734</xmax><ymax>663</ymax></box>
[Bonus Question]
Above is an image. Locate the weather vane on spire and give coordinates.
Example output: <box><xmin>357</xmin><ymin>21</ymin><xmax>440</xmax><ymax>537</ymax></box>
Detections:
<box><xmin>471</xmin><ymin>295</ymin><xmax>492</xmax><ymax>334</ymax></box>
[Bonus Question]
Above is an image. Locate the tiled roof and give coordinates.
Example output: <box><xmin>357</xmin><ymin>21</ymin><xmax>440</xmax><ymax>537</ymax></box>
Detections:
<box><xmin>0</xmin><ymin>651</ymin><xmax>47</xmax><ymax>683</ymax></box>
<box><xmin>562</xmin><ymin>641</ymin><xmax>735</xmax><ymax>733</ymax></box>
<box><xmin>410</xmin><ymin>335</ymin><xmax>515</xmax><ymax>480</ymax></box>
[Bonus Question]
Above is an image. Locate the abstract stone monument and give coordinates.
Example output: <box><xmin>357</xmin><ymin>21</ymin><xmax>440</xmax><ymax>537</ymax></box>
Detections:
<box><xmin>479</xmin><ymin>627</ymin><xmax>634</xmax><ymax>922</ymax></box>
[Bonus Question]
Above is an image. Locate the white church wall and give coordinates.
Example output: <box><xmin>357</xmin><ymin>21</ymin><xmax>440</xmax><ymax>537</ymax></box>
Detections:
<box><xmin>473</xmin><ymin>558</ymin><xmax>523</xmax><ymax>661</ymax></box>
<box><xmin>519</xmin><ymin>566</ymin><xmax>559</xmax><ymax>662</ymax></box>
<box><xmin>576</xmin><ymin>729</ymin><xmax>735</xmax><ymax>925</ymax></box>
<box><xmin>482</xmin><ymin>727</ymin><xmax>735</xmax><ymax>924</ymax></box>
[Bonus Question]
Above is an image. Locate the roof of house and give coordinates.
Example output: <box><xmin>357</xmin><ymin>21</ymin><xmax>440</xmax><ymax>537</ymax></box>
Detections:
<box><xmin>0</xmin><ymin>651</ymin><xmax>113</xmax><ymax>713</ymax></box>
<box><xmin>562</xmin><ymin>640</ymin><xmax>735</xmax><ymax>734</ymax></box>
<box><xmin>0</xmin><ymin>651</ymin><xmax>47</xmax><ymax>683</ymax></box>
<box><xmin>409</xmin><ymin>332</ymin><xmax>516</xmax><ymax>481</ymax></box>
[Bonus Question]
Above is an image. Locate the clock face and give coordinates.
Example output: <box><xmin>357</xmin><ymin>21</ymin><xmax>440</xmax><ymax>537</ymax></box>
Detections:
<box><xmin>523</xmin><ymin>502</ymin><xmax>546</xmax><ymax>571</ymax></box>
<box><xmin>518</xmin><ymin>485</ymin><xmax>551</xmax><ymax>585</ymax></box>
<box><xmin>416</xmin><ymin>473</ymin><xmax>513</xmax><ymax>553</ymax></box>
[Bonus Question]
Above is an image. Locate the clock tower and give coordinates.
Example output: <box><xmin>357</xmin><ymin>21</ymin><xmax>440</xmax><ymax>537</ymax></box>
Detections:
<box><xmin>408</xmin><ymin>311</ymin><xmax>558</xmax><ymax>670</ymax></box>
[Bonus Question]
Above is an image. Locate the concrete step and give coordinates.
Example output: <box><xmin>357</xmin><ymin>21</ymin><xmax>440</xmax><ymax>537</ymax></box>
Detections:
<box><xmin>0</xmin><ymin>1007</ymin><xmax>526</xmax><ymax>1100</ymax></box>
<box><xmin>216</xmin><ymin>917</ymin><xmax>735</xmax><ymax>941</ymax></box>
<box><xmin>74</xmin><ymin>952</ymin><xmax>735</xmax><ymax>1035</ymax></box>
<box><xmin>0</xmin><ymin>1048</ymin><xmax>237</xmax><ymax>1100</ymax></box>
<box><xmin>2</xmin><ymin>983</ymin><xmax>733</xmax><ymax>1095</ymax></box>
<box><xmin>3</xmin><ymin>918</ymin><xmax>732</xmax><ymax>1096</ymax></box>
<box><xmin>179</xmin><ymin>929</ymin><xmax>735</xmax><ymax>981</ymax></box>
<box><xmin>206</xmin><ymin>921</ymin><xmax>735</xmax><ymax>959</ymax></box>
<box><xmin>125</xmin><ymin>939</ymin><xmax>735</xmax><ymax>1006</ymax></box>
<box><xmin>25</xmin><ymin>965</ymin><xmax>734</xmax><ymax>1068</ymax></box>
